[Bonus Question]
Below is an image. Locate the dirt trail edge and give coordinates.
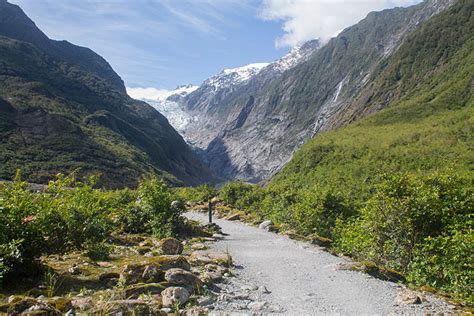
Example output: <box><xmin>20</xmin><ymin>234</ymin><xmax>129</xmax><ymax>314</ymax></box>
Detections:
<box><xmin>186</xmin><ymin>212</ymin><xmax>456</xmax><ymax>315</ymax></box>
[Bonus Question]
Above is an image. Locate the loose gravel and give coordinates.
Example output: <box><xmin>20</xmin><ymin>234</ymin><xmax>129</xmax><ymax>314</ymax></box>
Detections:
<box><xmin>187</xmin><ymin>212</ymin><xmax>457</xmax><ymax>315</ymax></box>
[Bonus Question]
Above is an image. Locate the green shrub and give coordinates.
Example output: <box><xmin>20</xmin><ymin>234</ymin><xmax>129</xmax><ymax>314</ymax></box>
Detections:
<box><xmin>84</xmin><ymin>240</ymin><xmax>111</xmax><ymax>261</ymax></box>
<box><xmin>118</xmin><ymin>176</ymin><xmax>180</xmax><ymax>238</ymax></box>
<box><xmin>175</xmin><ymin>184</ymin><xmax>216</xmax><ymax>203</ymax></box>
<box><xmin>408</xmin><ymin>225</ymin><xmax>473</xmax><ymax>303</ymax></box>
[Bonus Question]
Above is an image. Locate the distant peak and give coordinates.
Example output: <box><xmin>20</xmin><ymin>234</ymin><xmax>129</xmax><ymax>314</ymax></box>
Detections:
<box><xmin>222</xmin><ymin>63</ymin><xmax>270</xmax><ymax>74</ymax></box>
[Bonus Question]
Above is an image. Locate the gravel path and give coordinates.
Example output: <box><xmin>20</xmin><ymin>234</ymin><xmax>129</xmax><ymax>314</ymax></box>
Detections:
<box><xmin>186</xmin><ymin>212</ymin><xmax>456</xmax><ymax>315</ymax></box>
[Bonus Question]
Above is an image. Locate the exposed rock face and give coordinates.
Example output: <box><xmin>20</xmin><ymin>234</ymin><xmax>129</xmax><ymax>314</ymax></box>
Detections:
<box><xmin>169</xmin><ymin>1</ymin><xmax>453</xmax><ymax>182</ymax></box>
<box><xmin>181</xmin><ymin>40</ymin><xmax>319</xmax><ymax>155</ymax></box>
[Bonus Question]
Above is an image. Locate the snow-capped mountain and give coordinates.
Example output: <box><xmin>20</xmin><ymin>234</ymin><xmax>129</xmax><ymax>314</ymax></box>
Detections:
<box><xmin>206</xmin><ymin>63</ymin><xmax>269</xmax><ymax>91</ymax></box>
<box><xmin>265</xmin><ymin>39</ymin><xmax>320</xmax><ymax>73</ymax></box>
<box><xmin>127</xmin><ymin>85</ymin><xmax>198</xmax><ymax>134</ymax></box>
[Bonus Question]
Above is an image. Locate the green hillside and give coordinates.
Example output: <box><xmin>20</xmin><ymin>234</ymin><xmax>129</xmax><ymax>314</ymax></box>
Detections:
<box><xmin>218</xmin><ymin>0</ymin><xmax>473</xmax><ymax>304</ymax></box>
<box><xmin>0</xmin><ymin>1</ymin><xmax>214</xmax><ymax>188</ymax></box>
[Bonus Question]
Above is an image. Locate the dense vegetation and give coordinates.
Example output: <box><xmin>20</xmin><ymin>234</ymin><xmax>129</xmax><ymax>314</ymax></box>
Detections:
<box><xmin>215</xmin><ymin>1</ymin><xmax>474</xmax><ymax>305</ymax></box>
<box><xmin>0</xmin><ymin>1</ymin><xmax>213</xmax><ymax>188</ymax></box>
<box><xmin>0</xmin><ymin>172</ymin><xmax>185</xmax><ymax>286</ymax></box>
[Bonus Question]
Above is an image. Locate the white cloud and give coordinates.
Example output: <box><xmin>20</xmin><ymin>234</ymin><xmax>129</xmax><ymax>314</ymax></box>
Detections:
<box><xmin>259</xmin><ymin>0</ymin><xmax>421</xmax><ymax>48</ymax></box>
<box><xmin>126</xmin><ymin>87</ymin><xmax>173</xmax><ymax>101</ymax></box>
<box><xmin>126</xmin><ymin>85</ymin><xmax>199</xmax><ymax>101</ymax></box>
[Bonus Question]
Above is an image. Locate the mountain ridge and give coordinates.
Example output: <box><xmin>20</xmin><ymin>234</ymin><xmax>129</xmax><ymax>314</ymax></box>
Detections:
<box><xmin>0</xmin><ymin>0</ymin><xmax>215</xmax><ymax>187</ymax></box>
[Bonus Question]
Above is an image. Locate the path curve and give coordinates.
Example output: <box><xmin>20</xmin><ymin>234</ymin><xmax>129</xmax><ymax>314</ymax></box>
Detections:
<box><xmin>187</xmin><ymin>212</ymin><xmax>455</xmax><ymax>315</ymax></box>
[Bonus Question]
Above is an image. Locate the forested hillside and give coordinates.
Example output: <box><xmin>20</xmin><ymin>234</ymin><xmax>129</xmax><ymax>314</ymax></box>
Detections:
<box><xmin>216</xmin><ymin>0</ymin><xmax>473</xmax><ymax>304</ymax></box>
<box><xmin>0</xmin><ymin>0</ymin><xmax>214</xmax><ymax>188</ymax></box>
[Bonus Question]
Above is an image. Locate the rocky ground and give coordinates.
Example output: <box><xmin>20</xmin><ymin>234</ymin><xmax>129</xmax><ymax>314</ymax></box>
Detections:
<box><xmin>0</xmin><ymin>218</ymin><xmax>241</xmax><ymax>315</ymax></box>
<box><xmin>187</xmin><ymin>210</ymin><xmax>462</xmax><ymax>315</ymax></box>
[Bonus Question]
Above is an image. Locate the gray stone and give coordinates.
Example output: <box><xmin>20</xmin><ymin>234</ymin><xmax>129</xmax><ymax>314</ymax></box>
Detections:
<box><xmin>259</xmin><ymin>220</ymin><xmax>272</xmax><ymax>230</ymax></box>
<box><xmin>161</xmin><ymin>287</ymin><xmax>190</xmax><ymax>307</ymax></box>
<box><xmin>165</xmin><ymin>268</ymin><xmax>202</xmax><ymax>291</ymax></box>
<box><xmin>159</xmin><ymin>238</ymin><xmax>183</xmax><ymax>255</ymax></box>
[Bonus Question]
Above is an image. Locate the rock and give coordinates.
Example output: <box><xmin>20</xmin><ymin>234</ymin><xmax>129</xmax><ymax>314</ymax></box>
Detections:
<box><xmin>159</xmin><ymin>238</ymin><xmax>183</xmax><ymax>255</ymax></box>
<box><xmin>96</xmin><ymin>261</ymin><xmax>112</xmax><ymax>268</ymax></box>
<box><xmin>267</xmin><ymin>225</ymin><xmax>279</xmax><ymax>233</ymax></box>
<box><xmin>120</xmin><ymin>263</ymin><xmax>163</xmax><ymax>285</ymax></box>
<box><xmin>68</xmin><ymin>264</ymin><xmax>80</xmax><ymax>275</ymax></box>
<box><xmin>98</xmin><ymin>272</ymin><xmax>120</xmax><ymax>281</ymax></box>
<box><xmin>161</xmin><ymin>287</ymin><xmax>190</xmax><ymax>307</ymax></box>
<box><xmin>165</xmin><ymin>268</ymin><xmax>203</xmax><ymax>292</ymax></box>
<box><xmin>44</xmin><ymin>297</ymin><xmax>72</xmax><ymax>312</ymax></box>
<box><xmin>197</xmin><ymin>296</ymin><xmax>214</xmax><ymax>306</ymax></box>
<box><xmin>191</xmin><ymin>243</ymin><xmax>207</xmax><ymax>250</ymax></box>
<box><xmin>124</xmin><ymin>283</ymin><xmax>167</xmax><ymax>298</ymax></box>
<box><xmin>136</xmin><ymin>246</ymin><xmax>152</xmax><ymax>255</ymax></box>
<box><xmin>139</xmin><ymin>239</ymin><xmax>157</xmax><ymax>248</ymax></box>
<box><xmin>5</xmin><ymin>297</ymin><xmax>50</xmax><ymax>314</ymax></box>
<box><xmin>225</xmin><ymin>213</ymin><xmax>241</xmax><ymax>221</ymax></box>
<box><xmin>212</xmin><ymin>233</ymin><xmax>225</xmax><ymax>239</ymax></box>
<box><xmin>154</xmin><ymin>255</ymin><xmax>191</xmax><ymax>270</ymax></box>
<box><xmin>248</xmin><ymin>301</ymin><xmax>267</xmax><ymax>311</ymax></box>
<box><xmin>71</xmin><ymin>297</ymin><xmax>93</xmax><ymax>311</ymax></box>
<box><xmin>190</xmin><ymin>250</ymin><xmax>232</xmax><ymax>267</ymax></box>
<box><xmin>7</xmin><ymin>295</ymin><xmax>22</xmax><ymax>304</ymax></box>
<box><xmin>119</xmin><ymin>256</ymin><xmax>190</xmax><ymax>285</ymax></box>
<box><xmin>120</xmin><ymin>264</ymin><xmax>147</xmax><ymax>285</ymax></box>
<box><xmin>199</xmin><ymin>264</ymin><xmax>225</xmax><ymax>285</ymax></box>
<box><xmin>142</xmin><ymin>265</ymin><xmax>163</xmax><ymax>283</ymax></box>
<box><xmin>259</xmin><ymin>220</ymin><xmax>272</xmax><ymax>230</ymax></box>
<box><xmin>171</xmin><ymin>200</ymin><xmax>185</xmax><ymax>212</ymax></box>
<box><xmin>396</xmin><ymin>290</ymin><xmax>423</xmax><ymax>305</ymax></box>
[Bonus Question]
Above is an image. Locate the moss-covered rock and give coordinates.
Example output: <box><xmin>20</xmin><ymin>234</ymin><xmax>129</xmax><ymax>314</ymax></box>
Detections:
<box><xmin>124</xmin><ymin>282</ymin><xmax>168</xmax><ymax>298</ymax></box>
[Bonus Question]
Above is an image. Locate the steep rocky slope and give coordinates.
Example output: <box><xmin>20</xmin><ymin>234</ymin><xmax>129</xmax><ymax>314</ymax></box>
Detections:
<box><xmin>182</xmin><ymin>40</ymin><xmax>319</xmax><ymax>152</ymax></box>
<box><xmin>182</xmin><ymin>0</ymin><xmax>454</xmax><ymax>182</ymax></box>
<box><xmin>0</xmin><ymin>0</ymin><xmax>214</xmax><ymax>187</ymax></box>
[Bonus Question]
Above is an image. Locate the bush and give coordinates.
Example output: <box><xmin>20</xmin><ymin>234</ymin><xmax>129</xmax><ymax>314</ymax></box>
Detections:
<box><xmin>408</xmin><ymin>225</ymin><xmax>473</xmax><ymax>303</ymax></box>
<box><xmin>175</xmin><ymin>184</ymin><xmax>216</xmax><ymax>203</ymax></box>
<box><xmin>118</xmin><ymin>176</ymin><xmax>180</xmax><ymax>238</ymax></box>
<box><xmin>333</xmin><ymin>172</ymin><xmax>472</xmax><ymax>304</ymax></box>
<box><xmin>84</xmin><ymin>240</ymin><xmax>111</xmax><ymax>261</ymax></box>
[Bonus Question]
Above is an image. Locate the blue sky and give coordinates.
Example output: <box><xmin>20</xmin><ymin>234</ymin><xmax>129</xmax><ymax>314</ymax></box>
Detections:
<box><xmin>10</xmin><ymin>0</ymin><xmax>421</xmax><ymax>91</ymax></box>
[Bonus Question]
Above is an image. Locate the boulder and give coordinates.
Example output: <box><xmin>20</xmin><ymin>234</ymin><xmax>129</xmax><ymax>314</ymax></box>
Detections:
<box><xmin>71</xmin><ymin>297</ymin><xmax>94</xmax><ymax>311</ymax></box>
<box><xmin>190</xmin><ymin>250</ymin><xmax>232</xmax><ymax>267</ymax></box>
<box><xmin>259</xmin><ymin>220</ymin><xmax>272</xmax><ymax>230</ymax></box>
<box><xmin>159</xmin><ymin>238</ymin><xmax>183</xmax><ymax>255</ymax></box>
<box><xmin>161</xmin><ymin>287</ymin><xmax>190</xmax><ymax>307</ymax></box>
<box><xmin>124</xmin><ymin>283</ymin><xmax>167</xmax><ymax>298</ymax></box>
<box><xmin>199</xmin><ymin>264</ymin><xmax>225</xmax><ymax>285</ymax></box>
<box><xmin>225</xmin><ymin>213</ymin><xmax>241</xmax><ymax>221</ymax></box>
<box><xmin>154</xmin><ymin>255</ymin><xmax>190</xmax><ymax>271</ymax></box>
<box><xmin>3</xmin><ymin>297</ymin><xmax>56</xmax><ymax>314</ymax></box>
<box><xmin>267</xmin><ymin>225</ymin><xmax>279</xmax><ymax>233</ymax></box>
<box><xmin>142</xmin><ymin>265</ymin><xmax>163</xmax><ymax>283</ymax></box>
<box><xmin>190</xmin><ymin>243</ymin><xmax>207</xmax><ymax>250</ymax></box>
<box><xmin>120</xmin><ymin>264</ymin><xmax>163</xmax><ymax>285</ymax></box>
<box><xmin>42</xmin><ymin>297</ymin><xmax>73</xmax><ymax>312</ymax></box>
<box><xmin>171</xmin><ymin>200</ymin><xmax>184</xmax><ymax>210</ymax></box>
<box><xmin>395</xmin><ymin>290</ymin><xmax>423</xmax><ymax>305</ymax></box>
<box><xmin>165</xmin><ymin>268</ymin><xmax>203</xmax><ymax>292</ymax></box>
